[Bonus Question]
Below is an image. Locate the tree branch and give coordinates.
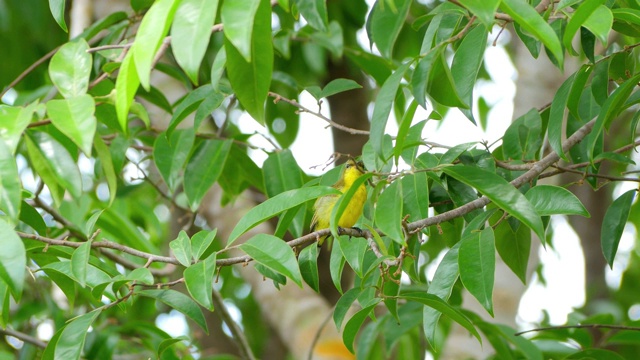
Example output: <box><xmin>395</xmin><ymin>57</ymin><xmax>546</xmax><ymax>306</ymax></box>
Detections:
<box><xmin>515</xmin><ymin>323</ymin><xmax>640</xmax><ymax>336</ymax></box>
<box><xmin>0</xmin><ymin>328</ymin><xmax>47</xmax><ymax>349</ymax></box>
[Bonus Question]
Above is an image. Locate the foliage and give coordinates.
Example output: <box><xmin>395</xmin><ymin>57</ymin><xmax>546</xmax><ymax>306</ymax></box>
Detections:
<box><xmin>1</xmin><ymin>0</ymin><xmax>640</xmax><ymax>359</ymax></box>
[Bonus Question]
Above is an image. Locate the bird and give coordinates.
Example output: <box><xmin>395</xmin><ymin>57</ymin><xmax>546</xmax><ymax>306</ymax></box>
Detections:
<box><xmin>310</xmin><ymin>159</ymin><xmax>367</xmax><ymax>246</ymax></box>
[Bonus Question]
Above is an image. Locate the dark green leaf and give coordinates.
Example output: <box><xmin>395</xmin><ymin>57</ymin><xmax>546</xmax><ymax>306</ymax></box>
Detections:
<box><xmin>295</xmin><ymin>0</ymin><xmax>329</xmax><ymax>32</ymax></box>
<box><xmin>456</xmin><ymin>0</ymin><xmax>500</xmax><ymax>27</ymax></box>
<box><xmin>562</xmin><ymin>0</ymin><xmax>604</xmax><ymax>55</ymax></box>
<box><xmin>334</xmin><ymin>287</ymin><xmax>362</xmax><ymax>330</ymax></box>
<box><xmin>0</xmin><ymin>140</ymin><xmax>21</xmax><ymax>221</ymax></box>
<box><xmin>525</xmin><ymin>185</ymin><xmax>590</xmax><ymax>217</ymax></box>
<box><xmin>441</xmin><ymin>166</ymin><xmax>545</xmax><ymax>241</ymax></box>
<box><xmin>70</xmin><ymin>240</ymin><xmax>92</xmax><ymax>287</ymax></box>
<box><xmin>452</xmin><ymin>24</ymin><xmax>488</xmax><ymax>116</ymax></box>
<box><xmin>493</xmin><ymin>212</ymin><xmax>530</xmax><ymax>284</ymax></box>
<box><xmin>459</xmin><ymin>227</ymin><xmax>495</xmax><ymax>316</ymax></box>
<box><xmin>298</xmin><ymin>244</ymin><xmax>319</xmax><ymax>292</ymax></box>
<box><xmin>184</xmin><ymin>139</ymin><xmax>232</xmax><ymax>210</ymax></box>
<box><xmin>602</xmin><ymin>190</ymin><xmax>636</xmax><ymax>268</ymax></box>
<box><xmin>153</xmin><ymin>128</ymin><xmax>195</xmax><ymax>192</ymax></box>
<box><xmin>138</xmin><ymin>289</ymin><xmax>209</xmax><ymax>333</ymax></box>
<box><xmin>374</xmin><ymin>180</ymin><xmax>404</xmax><ymax>244</ymax></box>
<box><xmin>51</xmin><ymin>311</ymin><xmax>100</xmax><ymax>360</ymax></box>
<box><xmin>370</xmin><ymin>0</ymin><xmax>412</xmax><ymax>59</ymax></box>
<box><xmin>343</xmin><ymin>302</ymin><xmax>380</xmax><ymax>353</ymax></box>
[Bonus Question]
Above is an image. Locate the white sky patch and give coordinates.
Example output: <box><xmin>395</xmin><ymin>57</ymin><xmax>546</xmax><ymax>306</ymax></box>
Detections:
<box><xmin>156</xmin><ymin>310</ymin><xmax>189</xmax><ymax>338</ymax></box>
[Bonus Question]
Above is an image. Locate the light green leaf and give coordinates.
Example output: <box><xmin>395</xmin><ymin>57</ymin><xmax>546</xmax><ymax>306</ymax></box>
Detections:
<box><xmin>459</xmin><ymin>227</ymin><xmax>495</xmax><ymax>316</ymax></box>
<box><xmin>170</xmin><ymin>231</ymin><xmax>193</xmax><ymax>267</ymax></box>
<box><xmin>221</xmin><ymin>0</ymin><xmax>261</xmax><ymax>62</ymax></box>
<box><xmin>171</xmin><ymin>0</ymin><xmax>219</xmax><ymax>84</ymax></box>
<box><xmin>191</xmin><ymin>229</ymin><xmax>218</xmax><ymax>261</ymax></box>
<box><xmin>343</xmin><ymin>302</ymin><xmax>380</xmax><ymax>353</ymax></box>
<box><xmin>0</xmin><ymin>219</ymin><xmax>25</xmax><ymax>301</ymax></box>
<box><xmin>525</xmin><ymin>185</ymin><xmax>590</xmax><ymax>217</ymax></box>
<box><xmin>562</xmin><ymin>0</ymin><xmax>604</xmax><ymax>55</ymax></box>
<box><xmin>115</xmin><ymin>50</ymin><xmax>140</xmax><ymax>133</ymax></box>
<box><xmin>583</xmin><ymin>5</ymin><xmax>612</xmax><ymax>46</ymax></box>
<box><xmin>49</xmin><ymin>39</ymin><xmax>92</xmax><ymax>98</ymax></box>
<box><xmin>210</xmin><ymin>48</ymin><xmax>227</xmax><ymax>91</ymax></box>
<box><xmin>455</xmin><ymin>0</ymin><xmax>500</xmax><ymax>27</ymax></box>
<box><xmin>441</xmin><ymin>166</ymin><xmax>545</xmax><ymax>241</ymax></box>
<box><xmin>46</xmin><ymin>95</ymin><xmax>97</xmax><ymax>156</ymax></box>
<box><xmin>451</xmin><ymin>24</ymin><xmax>488</xmax><ymax>119</ymax></box>
<box><xmin>138</xmin><ymin>289</ymin><xmax>209</xmax><ymax>333</ymax></box>
<box><xmin>228</xmin><ymin>186</ymin><xmax>340</xmax><ymax>246</ymax></box>
<box><xmin>602</xmin><ymin>190</ymin><xmax>636</xmax><ymax>269</ymax></box>
<box><xmin>500</xmin><ymin>0</ymin><xmax>563</xmax><ymax>67</ymax></box>
<box><xmin>70</xmin><ymin>240</ymin><xmax>92</xmax><ymax>287</ymax></box>
<box><xmin>51</xmin><ymin>311</ymin><xmax>100</xmax><ymax>360</ymax></box>
<box><xmin>48</xmin><ymin>0</ymin><xmax>68</xmax><ymax>32</ymax></box>
<box><xmin>240</xmin><ymin>234</ymin><xmax>303</xmax><ymax>287</ymax></box>
<box><xmin>133</xmin><ymin>0</ymin><xmax>181</xmax><ymax>90</ymax></box>
<box><xmin>319</xmin><ymin>78</ymin><xmax>362</xmax><ymax>98</ymax></box>
<box><xmin>0</xmin><ymin>140</ymin><xmax>21</xmax><ymax>221</ymax></box>
<box><xmin>334</xmin><ymin>287</ymin><xmax>362</xmax><ymax>330</ymax></box>
<box><xmin>224</xmin><ymin>0</ymin><xmax>273</xmax><ymax>123</ymax></box>
<box><xmin>184</xmin><ymin>252</ymin><xmax>217</xmax><ymax>310</ymax></box>
<box><xmin>0</xmin><ymin>103</ymin><xmax>37</xmax><ymax>154</ymax></box>
<box><xmin>184</xmin><ymin>139</ymin><xmax>232</xmax><ymax>210</ymax></box>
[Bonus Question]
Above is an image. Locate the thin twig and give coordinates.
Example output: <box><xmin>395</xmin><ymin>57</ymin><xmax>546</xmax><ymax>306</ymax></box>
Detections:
<box><xmin>0</xmin><ymin>328</ymin><xmax>47</xmax><ymax>349</ymax></box>
<box><xmin>515</xmin><ymin>324</ymin><xmax>640</xmax><ymax>336</ymax></box>
<box><xmin>268</xmin><ymin>92</ymin><xmax>370</xmax><ymax>135</ymax></box>
<box><xmin>211</xmin><ymin>289</ymin><xmax>257</xmax><ymax>360</ymax></box>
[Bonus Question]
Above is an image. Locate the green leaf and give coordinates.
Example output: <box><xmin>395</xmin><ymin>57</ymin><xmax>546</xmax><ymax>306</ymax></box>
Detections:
<box><xmin>427</xmin><ymin>51</ymin><xmax>468</xmax><ymax>108</ymax></box>
<box><xmin>319</xmin><ymin>78</ymin><xmax>362</xmax><ymax>98</ymax></box>
<box><xmin>394</xmin><ymin>100</ymin><xmax>419</xmax><ymax>164</ymax></box>
<box><xmin>525</xmin><ymin>185</ymin><xmax>590</xmax><ymax>217</ymax></box>
<box><xmin>401</xmin><ymin>171</ymin><xmax>430</xmax><ymax>223</ymax></box>
<box><xmin>138</xmin><ymin>289</ymin><xmax>209</xmax><ymax>333</ymax></box>
<box><xmin>49</xmin><ymin>39</ymin><xmax>91</xmax><ymax>98</ymax></box>
<box><xmin>374</xmin><ymin>180</ymin><xmax>404</xmax><ymax>244</ymax></box>
<box><xmin>224</xmin><ymin>0</ymin><xmax>272</xmax><ymax>123</ymax></box>
<box><xmin>587</xmin><ymin>73</ymin><xmax>640</xmax><ymax>160</ymax></box>
<box><xmin>493</xmin><ymin>212</ymin><xmax>530</xmax><ymax>284</ymax></box>
<box><xmin>262</xmin><ymin>149</ymin><xmax>304</xmax><ymax>197</ymax></box>
<box><xmin>583</xmin><ymin>5</ymin><xmax>612</xmax><ymax>46</ymax></box>
<box><xmin>210</xmin><ymin>48</ymin><xmax>227</xmax><ymax>91</ymax></box>
<box><xmin>133</xmin><ymin>0</ymin><xmax>181</xmax><ymax>90</ymax></box>
<box><xmin>0</xmin><ymin>140</ymin><xmax>21</xmax><ymax>221</ymax></box>
<box><xmin>191</xmin><ymin>229</ymin><xmax>218</xmax><ymax>261</ymax></box>
<box><xmin>228</xmin><ymin>186</ymin><xmax>339</xmax><ymax>246</ymax></box>
<box><xmin>500</xmin><ymin>0</ymin><xmax>563</xmax><ymax>67</ymax></box>
<box><xmin>153</xmin><ymin>129</ymin><xmax>195</xmax><ymax>193</ymax></box>
<box><xmin>0</xmin><ymin>219</ymin><xmax>25</xmax><ymax>301</ymax></box>
<box><xmin>548</xmin><ymin>73</ymin><xmax>576</xmax><ymax>160</ymax></box>
<box><xmin>184</xmin><ymin>139</ymin><xmax>232</xmax><ymax>210</ymax></box>
<box><xmin>330</xmin><ymin>240</ymin><xmax>347</xmax><ymax>293</ymax></box>
<box><xmin>19</xmin><ymin>201</ymin><xmax>47</xmax><ymax>235</ymax></box>
<box><xmin>456</xmin><ymin>0</ymin><xmax>500</xmax><ymax>27</ymax></box>
<box><xmin>343</xmin><ymin>302</ymin><xmax>380</xmax><ymax>353</ymax></box>
<box><xmin>562</xmin><ymin>0</ymin><xmax>604</xmax><ymax>55</ymax></box>
<box><xmin>298</xmin><ymin>243</ymin><xmax>319</xmax><ymax>292</ymax></box>
<box><xmin>423</xmin><ymin>243</ymin><xmax>460</xmax><ymax>351</ymax></box>
<box><xmin>171</xmin><ymin>0</ymin><xmax>219</xmax><ymax>84</ymax></box>
<box><xmin>0</xmin><ymin>103</ymin><xmax>37</xmax><ymax>154</ymax></box>
<box><xmin>48</xmin><ymin>0</ymin><xmax>68</xmax><ymax>32</ymax></box>
<box><xmin>502</xmin><ymin>108</ymin><xmax>542</xmax><ymax>161</ymax></box>
<box><xmin>93</xmin><ymin>136</ymin><xmax>117</xmax><ymax>205</ymax></box>
<box><xmin>295</xmin><ymin>0</ymin><xmax>329</xmax><ymax>32</ymax></box>
<box><xmin>70</xmin><ymin>240</ymin><xmax>92</xmax><ymax>287</ymax></box>
<box><xmin>240</xmin><ymin>234</ymin><xmax>303</xmax><ymax>287</ymax></box>
<box><xmin>337</xmin><ymin>235</ymin><xmax>368</xmax><ymax>278</ymax></box>
<box><xmin>115</xmin><ymin>50</ymin><xmax>140</xmax><ymax>133</ymax></box>
<box><xmin>46</xmin><ymin>94</ymin><xmax>97</xmax><ymax>156</ymax></box>
<box><xmin>370</xmin><ymin>0</ymin><xmax>412</xmax><ymax>59</ymax></box>
<box><xmin>166</xmin><ymin>85</ymin><xmax>215</xmax><ymax>135</ymax></box>
<box><xmin>451</xmin><ymin>24</ymin><xmax>488</xmax><ymax>116</ymax></box>
<box><xmin>371</xmin><ymin>62</ymin><xmax>410</xmax><ymax>159</ymax></box>
<box><xmin>404</xmin><ymin>291</ymin><xmax>481</xmax><ymax>344</ymax></box>
<box><xmin>459</xmin><ymin>227</ymin><xmax>495</xmax><ymax>316</ymax></box>
<box><xmin>221</xmin><ymin>0</ymin><xmax>261</xmax><ymax>62</ymax></box>
<box><xmin>170</xmin><ymin>231</ymin><xmax>193</xmax><ymax>267</ymax></box>
<box><xmin>411</xmin><ymin>48</ymin><xmax>440</xmax><ymax>110</ymax></box>
<box><xmin>51</xmin><ymin>311</ymin><xmax>100</xmax><ymax>360</ymax></box>
<box><xmin>441</xmin><ymin>166</ymin><xmax>545</xmax><ymax>241</ymax></box>
<box><xmin>184</xmin><ymin>252</ymin><xmax>217</xmax><ymax>310</ymax></box>
<box><xmin>602</xmin><ymin>190</ymin><xmax>636</xmax><ymax>269</ymax></box>
<box><xmin>334</xmin><ymin>287</ymin><xmax>362</xmax><ymax>330</ymax></box>
<box><xmin>25</xmin><ymin>131</ymin><xmax>83</xmax><ymax>202</ymax></box>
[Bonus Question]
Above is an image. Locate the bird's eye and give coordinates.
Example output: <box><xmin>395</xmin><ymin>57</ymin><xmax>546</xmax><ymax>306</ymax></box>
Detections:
<box><xmin>345</xmin><ymin>163</ymin><xmax>351</xmax><ymax>168</ymax></box>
